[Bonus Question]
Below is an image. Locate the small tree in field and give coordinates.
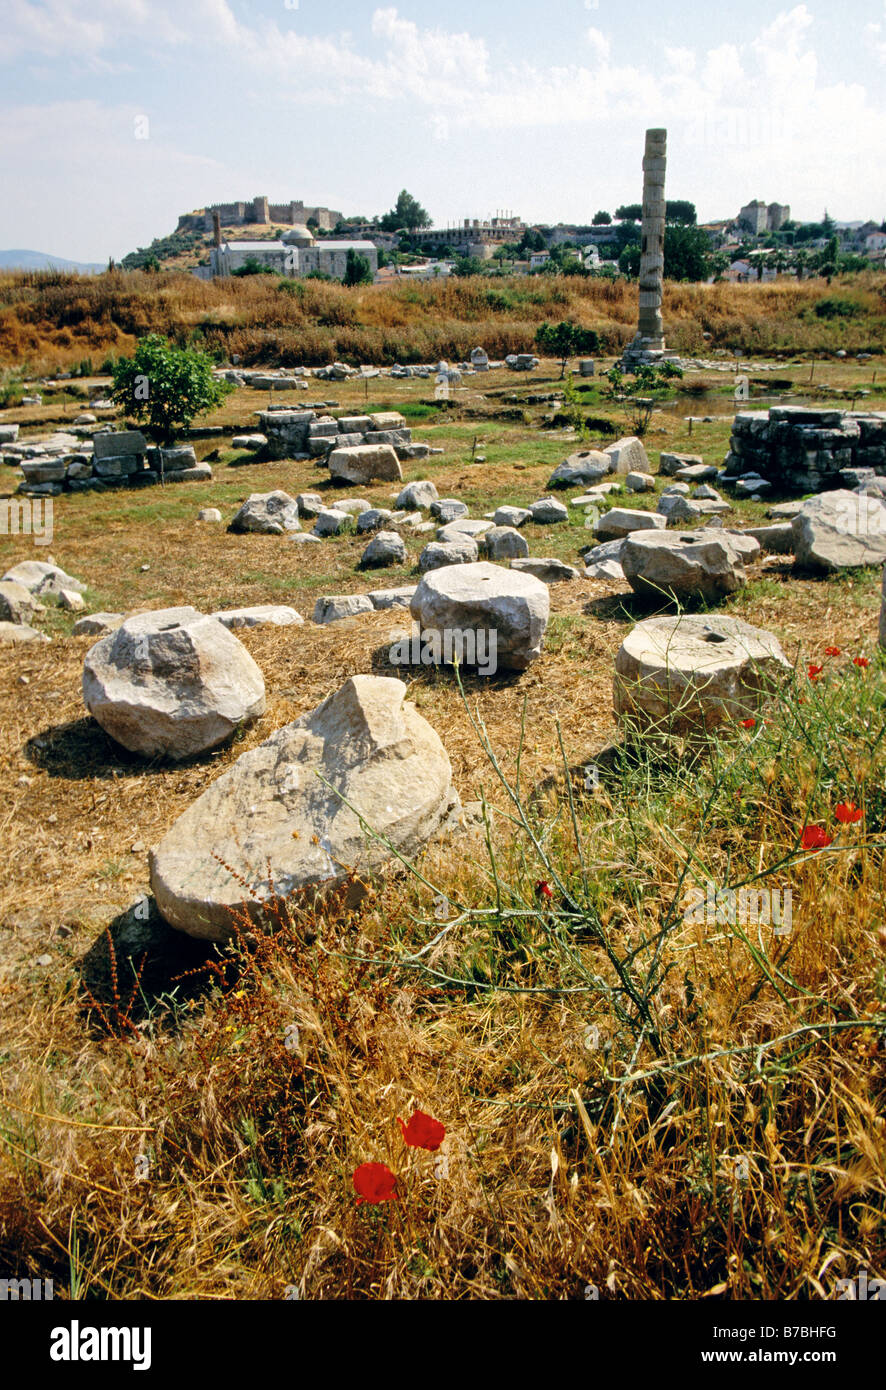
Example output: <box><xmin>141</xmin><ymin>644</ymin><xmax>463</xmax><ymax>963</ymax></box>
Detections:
<box><xmin>536</xmin><ymin>321</ymin><xmax>599</xmax><ymax>378</ymax></box>
<box><xmin>111</xmin><ymin>335</ymin><xmax>232</xmax><ymax>445</ymax></box>
<box><xmin>344</xmin><ymin>249</ymin><xmax>373</xmax><ymax>286</ymax></box>
<box><xmin>603</xmin><ymin>360</ymin><xmax>683</xmax><ymax>436</ymax></box>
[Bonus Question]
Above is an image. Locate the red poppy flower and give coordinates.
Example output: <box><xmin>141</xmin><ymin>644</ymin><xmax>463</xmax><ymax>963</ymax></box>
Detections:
<box><xmin>801</xmin><ymin>825</ymin><xmax>833</xmax><ymax>850</ymax></box>
<box><xmin>835</xmin><ymin>802</ymin><xmax>864</xmax><ymax>824</ymax></box>
<box><xmin>739</xmin><ymin>718</ymin><xmax>756</xmax><ymax>729</ymax></box>
<box><xmin>397</xmin><ymin>1110</ymin><xmax>446</xmax><ymax>1152</ymax></box>
<box><xmin>824</xmin><ymin>647</ymin><xmax>841</xmax><ymax>657</ymax></box>
<box><xmin>853</xmin><ymin>656</ymin><xmax>870</xmax><ymax>669</ymax></box>
<box><xmin>808</xmin><ymin>664</ymin><xmax>823</xmax><ymax>681</ymax></box>
<box><xmin>535</xmin><ymin>880</ymin><xmax>554</xmax><ymax>900</ymax></box>
<box><xmin>352</xmin><ymin>1162</ymin><xmax>398</xmax><ymax>1204</ymax></box>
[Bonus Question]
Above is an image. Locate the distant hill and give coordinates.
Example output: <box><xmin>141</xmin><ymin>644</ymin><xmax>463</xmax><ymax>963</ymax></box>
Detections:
<box><xmin>0</xmin><ymin>249</ymin><xmax>105</xmax><ymax>274</ymax></box>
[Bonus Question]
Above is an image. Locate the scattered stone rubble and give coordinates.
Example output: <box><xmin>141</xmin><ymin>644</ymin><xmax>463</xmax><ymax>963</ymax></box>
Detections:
<box><xmin>4</xmin><ymin>426</ymin><xmax>211</xmax><ymax>496</ymax></box>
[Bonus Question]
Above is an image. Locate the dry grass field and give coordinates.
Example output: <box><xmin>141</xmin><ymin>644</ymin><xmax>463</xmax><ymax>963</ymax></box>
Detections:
<box><xmin>0</xmin><ymin>348</ymin><xmax>884</xmax><ymax>1300</ymax></box>
<box><xmin>0</xmin><ymin>268</ymin><xmax>884</xmax><ymax>375</ymax></box>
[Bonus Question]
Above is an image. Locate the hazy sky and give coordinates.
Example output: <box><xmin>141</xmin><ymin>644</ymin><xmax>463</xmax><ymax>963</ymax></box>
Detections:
<box><xmin>2</xmin><ymin>0</ymin><xmax>885</xmax><ymax>261</ymax></box>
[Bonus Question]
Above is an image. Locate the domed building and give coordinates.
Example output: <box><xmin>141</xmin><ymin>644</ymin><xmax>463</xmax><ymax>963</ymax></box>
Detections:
<box><xmin>281</xmin><ymin>225</ymin><xmax>315</xmax><ymax>248</ymax></box>
<box><xmin>210</xmin><ymin>223</ymin><xmax>378</xmax><ymax>282</ymax></box>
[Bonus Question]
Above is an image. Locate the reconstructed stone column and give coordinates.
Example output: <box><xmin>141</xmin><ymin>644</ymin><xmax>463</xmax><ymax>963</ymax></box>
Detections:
<box><xmin>636</xmin><ymin>128</ymin><xmax>667</xmax><ymax>350</ymax></box>
<box><xmin>624</xmin><ymin>128</ymin><xmax>675</xmax><ymax>365</ymax></box>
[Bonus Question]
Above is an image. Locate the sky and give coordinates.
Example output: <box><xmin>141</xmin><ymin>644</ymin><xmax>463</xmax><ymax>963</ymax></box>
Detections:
<box><xmin>1</xmin><ymin>0</ymin><xmax>885</xmax><ymax>262</ymax></box>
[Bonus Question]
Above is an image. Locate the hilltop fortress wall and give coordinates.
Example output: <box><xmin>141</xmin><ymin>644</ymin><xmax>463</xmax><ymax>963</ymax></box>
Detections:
<box><xmin>177</xmin><ymin>198</ymin><xmax>343</xmax><ymax>233</ymax></box>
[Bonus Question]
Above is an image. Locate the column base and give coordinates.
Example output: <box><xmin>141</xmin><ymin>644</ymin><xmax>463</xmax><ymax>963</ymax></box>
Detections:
<box><xmin>621</xmin><ymin>335</ymin><xmax>681</xmax><ymax>369</ymax></box>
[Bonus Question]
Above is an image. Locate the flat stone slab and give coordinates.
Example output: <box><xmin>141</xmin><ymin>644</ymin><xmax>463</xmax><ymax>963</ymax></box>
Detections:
<box><xmin>368</xmin><ymin>586</ymin><xmax>417</xmax><ymax>610</ymax></box>
<box><xmin>0</xmin><ymin>621</ymin><xmax>48</xmax><ymax>645</ymax></box>
<box><xmin>767</xmin><ymin>501</ymin><xmax>806</xmax><ymax>519</ymax></box>
<box><xmin>593</xmin><ymin>508</ymin><xmax>667</xmax><ymax>542</ymax></box>
<box><xmin>510</xmin><ymin>557</ymin><xmax>580</xmax><ymax>583</ymax></box>
<box><xmin>548</xmin><ymin>451</ymin><xmax>611</xmax><ymax>488</ymax></box>
<box><xmin>72</xmin><ymin>612</ymin><xmax>125</xmax><ymax>636</ymax></box>
<box><xmin>212</xmin><ymin>606</ymin><xmax>304</xmax><ymax>629</ymax></box>
<box><xmin>494</xmin><ymin>505</ymin><xmax>532</xmax><ymax>527</ymax></box>
<box><xmin>675</xmin><ymin>463</ymin><xmax>719</xmax><ymax>482</ymax></box>
<box><xmin>437</xmin><ymin>519</ymin><xmax>493</xmax><ymax>543</ymax></box>
<box><xmin>312</xmin><ymin>594</ymin><xmax>375</xmax><ymax>624</ymax></box>
<box><xmin>660</xmin><ymin>451</ymin><xmax>703</xmax><ymax>477</ymax></box>
<box><xmin>614</xmin><ymin>613</ymin><xmax>791</xmax><ymax>737</ymax></box>
<box><xmin>93</xmin><ymin>429</ymin><xmax>147</xmax><ymax>460</ymax></box>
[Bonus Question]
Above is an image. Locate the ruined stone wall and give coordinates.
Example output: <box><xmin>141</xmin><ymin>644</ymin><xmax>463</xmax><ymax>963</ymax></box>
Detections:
<box><xmin>725</xmin><ymin>407</ymin><xmax>886</xmax><ymax>492</ymax></box>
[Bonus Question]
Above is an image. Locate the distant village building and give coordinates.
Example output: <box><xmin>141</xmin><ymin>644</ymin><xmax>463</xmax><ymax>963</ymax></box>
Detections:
<box><xmin>209</xmin><ymin>225</ymin><xmax>378</xmax><ymax>281</ymax></box>
<box><xmin>178</xmin><ymin>197</ymin><xmax>344</xmax><ymax>234</ymax></box>
<box><xmin>737</xmin><ymin>200</ymin><xmax>791</xmax><ymax>234</ymax></box>
<box><xmin>420</xmin><ymin>215</ymin><xmax>526</xmax><ymax>260</ymax></box>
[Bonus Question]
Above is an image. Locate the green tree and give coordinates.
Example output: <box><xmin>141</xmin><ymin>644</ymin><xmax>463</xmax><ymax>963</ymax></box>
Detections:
<box><xmin>592</xmin><ymin>210</ymin><xmax>612</xmax><ymax>225</ymax></box>
<box><xmin>837</xmin><ymin>252</ymin><xmax>869</xmax><ymax>274</ymax></box>
<box><xmin>619</xmin><ymin>243</ymin><xmax>641</xmax><ymax>277</ymax></box>
<box><xmin>665</xmin><ymin>200</ymin><xmax>697</xmax><ymax>225</ymax></box>
<box><xmin>603</xmin><ymin>361</ymin><xmax>683</xmax><ymax>436</ymax></box>
<box><xmin>231</xmin><ymin>256</ymin><xmax>275</xmax><ymax>277</ymax></box>
<box><xmin>344</xmin><ymin>249</ymin><xmax>373</xmax><ymax>286</ymax></box>
<box><xmin>663</xmin><ymin>224</ymin><xmax>712</xmax><ymax>281</ymax></box>
<box><xmin>380</xmin><ymin>189</ymin><xmax>431</xmax><ymax>233</ymax></box>
<box><xmin>535</xmin><ymin>321</ymin><xmax>599</xmax><ymax>378</ymax></box>
<box><xmin>452</xmin><ymin>256</ymin><xmax>485</xmax><ymax>277</ymax></box>
<box><xmin>616</xmin><ymin>203</ymin><xmax>642</xmax><ymax>222</ymax></box>
<box><xmin>817</xmin><ymin>235</ymin><xmax>839</xmax><ymax>282</ymax></box>
<box><xmin>110</xmin><ymin>335</ymin><xmax>233</xmax><ymax>446</ymax></box>
<box><xmin>519</xmin><ymin>228</ymin><xmax>546</xmax><ymax>253</ymax></box>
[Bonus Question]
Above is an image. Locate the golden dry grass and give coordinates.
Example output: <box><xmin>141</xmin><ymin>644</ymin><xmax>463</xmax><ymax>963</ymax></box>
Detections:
<box><xmin>0</xmin><ymin>267</ymin><xmax>884</xmax><ymax>374</ymax></box>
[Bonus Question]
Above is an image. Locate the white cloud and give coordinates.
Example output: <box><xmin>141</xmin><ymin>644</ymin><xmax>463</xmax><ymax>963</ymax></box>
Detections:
<box><xmin>866</xmin><ymin>5</ymin><xmax>886</xmax><ymax>65</ymax></box>
<box><xmin>0</xmin><ymin>0</ymin><xmax>188</xmax><ymax>62</ymax></box>
<box><xmin>665</xmin><ymin>47</ymin><xmax>696</xmax><ymax>75</ymax></box>
<box><xmin>585</xmin><ymin>28</ymin><xmax>611</xmax><ymax>64</ymax></box>
<box><xmin>0</xmin><ymin>3</ymin><xmax>884</xmax><ymax>244</ymax></box>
